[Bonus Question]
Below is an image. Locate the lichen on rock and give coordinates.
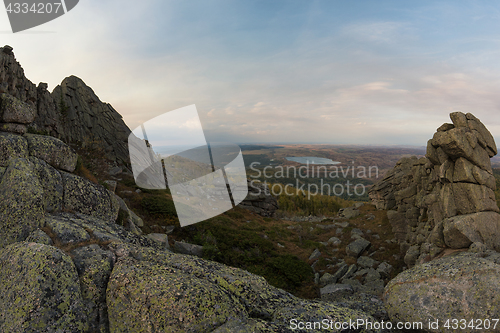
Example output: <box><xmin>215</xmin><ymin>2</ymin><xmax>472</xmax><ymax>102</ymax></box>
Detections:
<box><xmin>0</xmin><ymin>158</ymin><xmax>44</xmax><ymax>247</ymax></box>
<box><xmin>0</xmin><ymin>242</ymin><xmax>89</xmax><ymax>332</ymax></box>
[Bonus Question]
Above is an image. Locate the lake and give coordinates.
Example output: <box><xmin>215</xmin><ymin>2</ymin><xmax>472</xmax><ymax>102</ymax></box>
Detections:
<box><xmin>285</xmin><ymin>157</ymin><xmax>341</xmax><ymax>165</ymax></box>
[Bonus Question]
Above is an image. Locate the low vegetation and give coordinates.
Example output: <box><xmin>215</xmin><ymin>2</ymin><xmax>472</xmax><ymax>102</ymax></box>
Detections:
<box><xmin>273</xmin><ymin>183</ymin><xmax>351</xmax><ymax>216</ymax></box>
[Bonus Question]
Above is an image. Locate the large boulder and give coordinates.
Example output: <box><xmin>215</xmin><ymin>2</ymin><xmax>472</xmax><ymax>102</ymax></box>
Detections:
<box><xmin>62</xmin><ymin>172</ymin><xmax>119</xmax><ymax>222</ymax></box>
<box><xmin>25</xmin><ymin>134</ymin><xmax>78</xmax><ymax>172</ymax></box>
<box><xmin>0</xmin><ymin>158</ymin><xmax>44</xmax><ymax>248</ymax></box>
<box><xmin>0</xmin><ymin>132</ymin><xmax>27</xmax><ymax>167</ymax></box>
<box><xmin>432</xmin><ymin>127</ymin><xmax>474</xmax><ymax>160</ymax></box>
<box><xmin>466</xmin><ymin>113</ymin><xmax>497</xmax><ymax>157</ymax></box>
<box><xmin>443</xmin><ymin>212</ymin><xmax>500</xmax><ymax>251</ymax></box>
<box><xmin>106</xmin><ymin>246</ymin><xmax>377</xmax><ymax>332</ymax></box>
<box><xmin>452</xmin><ymin>183</ymin><xmax>499</xmax><ymax>214</ymax></box>
<box><xmin>346</xmin><ymin>238</ymin><xmax>371</xmax><ymax>258</ymax></box>
<box><xmin>0</xmin><ymin>242</ymin><xmax>88</xmax><ymax>332</ymax></box>
<box><xmin>29</xmin><ymin>156</ymin><xmax>63</xmax><ymax>212</ymax></box>
<box><xmin>107</xmin><ymin>256</ymin><xmax>247</xmax><ymax>332</ymax></box>
<box><xmin>0</xmin><ymin>93</ymin><xmax>35</xmax><ymax>124</ymax></box>
<box><xmin>384</xmin><ymin>252</ymin><xmax>500</xmax><ymax>332</ymax></box>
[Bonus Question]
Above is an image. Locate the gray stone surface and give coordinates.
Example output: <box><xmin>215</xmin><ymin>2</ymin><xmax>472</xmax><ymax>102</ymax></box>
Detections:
<box><xmin>384</xmin><ymin>252</ymin><xmax>500</xmax><ymax>332</ymax></box>
<box><xmin>25</xmin><ymin>134</ymin><xmax>78</xmax><ymax>172</ymax></box>
<box><xmin>25</xmin><ymin>228</ymin><xmax>53</xmax><ymax>245</ymax></box>
<box><xmin>327</xmin><ymin>236</ymin><xmax>341</xmax><ymax>246</ymax></box>
<box><xmin>0</xmin><ymin>158</ymin><xmax>44</xmax><ymax>248</ymax></box>
<box><xmin>346</xmin><ymin>238</ymin><xmax>371</xmax><ymax>257</ymax></box>
<box><xmin>174</xmin><ymin>241</ymin><xmax>204</xmax><ymax>257</ymax></box>
<box><xmin>320</xmin><ymin>283</ymin><xmax>354</xmax><ymax>302</ymax></box>
<box><xmin>319</xmin><ymin>272</ymin><xmax>337</xmax><ymax>287</ymax></box>
<box><xmin>62</xmin><ymin>172</ymin><xmax>119</xmax><ymax>223</ymax></box>
<box><xmin>331</xmin><ymin>263</ymin><xmax>349</xmax><ymax>282</ymax></box>
<box><xmin>308</xmin><ymin>248</ymin><xmax>321</xmax><ymax>261</ymax></box>
<box><xmin>29</xmin><ymin>156</ymin><xmax>63</xmax><ymax>213</ymax></box>
<box><xmin>0</xmin><ymin>132</ymin><xmax>27</xmax><ymax>167</ymax></box>
<box><xmin>443</xmin><ymin>212</ymin><xmax>500</xmax><ymax>251</ymax></box>
<box><xmin>45</xmin><ymin>215</ymin><xmax>91</xmax><ymax>245</ymax></box>
<box><xmin>238</xmin><ymin>181</ymin><xmax>278</xmax><ymax>217</ymax></box>
<box><xmin>0</xmin><ymin>242</ymin><xmax>89</xmax><ymax>332</ymax></box>
<box><xmin>340</xmin><ymin>264</ymin><xmax>358</xmax><ymax>281</ymax></box>
<box><xmin>339</xmin><ymin>206</ymin><xmax>360</xmax><ymax>219</ymax></box>
<box><xmin>51</xmin><ymin>76</ymin><xmax>131</xmax><ymax>164</ymax></box>
<box><xmin>376</xmin><ymin>262</ymin><xmax>393</xmax><ymax>278</ymax></box>
<box><xmin>146</xmin><ymin>233</ymin><xmax>170</xmax><ymax>250</ymax></box>
<box><xmin>0</xmin><ymin>93</ymin><xmax>35</xmax><ymax>124</ymax></box>
<box><xmin>71</xmin><ymin>244</ymin><xmax>115</xmax><ymax>333</ymax></box>
<box><xmin>357</xmin><ymin>256</ymin><xmax>378</xmax><ymax>268</ymax></box>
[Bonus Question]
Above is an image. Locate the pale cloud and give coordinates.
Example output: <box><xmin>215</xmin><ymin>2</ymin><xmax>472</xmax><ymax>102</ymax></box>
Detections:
<box><xmin>340</xmin><ymin>21</ymin><xmax>413</xmax><ymax>43</ymax></box>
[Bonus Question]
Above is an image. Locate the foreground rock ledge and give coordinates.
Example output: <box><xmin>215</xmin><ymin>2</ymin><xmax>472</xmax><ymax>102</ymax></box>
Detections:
<box><xmin>384</xmin><ymin>252</ymin><xmax>500</xmax><ymax>333</ymax></box>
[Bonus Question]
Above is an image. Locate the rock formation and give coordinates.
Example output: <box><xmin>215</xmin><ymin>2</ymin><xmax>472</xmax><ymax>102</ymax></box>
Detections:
<box><xmin>238</xmin><ymin>180</ymin><xmax>279</xmax><ymax>216</ymax></box>
<box><xmin>369</xmin><ymin>112</ymin><xmax>499</xmax><ymax>267</ymax></box>
<box><xmin>372</xmin><ymin>112</ymin><xmax>500</xmax><ymax>330</ymax></box>
<box><xmin>0</xmin><ymin>45</ymin><xmax>131</xmax><ymax>165</ymax></box>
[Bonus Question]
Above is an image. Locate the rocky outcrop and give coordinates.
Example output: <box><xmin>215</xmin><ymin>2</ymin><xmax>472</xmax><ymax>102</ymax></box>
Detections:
<box><xmin>384</xmin><ymin>251</ymin><xmax>500</xmax><ymax>332</ymax></box>
<box><xmin>238</xmin><ymin>181</ymin><xmax>278</xmax><ymax>216</ymax></box>
<box><xmin>369</xmin><ymin>112</ymin><xmax>499</xmax><ymax>267</ymax></box>
<box><xmin>0</xmin><ymin>93</ymin><xmax>35</xmax><ymax>134</ymax></box>
<box><xmin>51</xmin><ymin>76</ymin><xmax>131</xmax><ymax>164</ymax></box>
<box><xmin>0</xmin><ymin>46</ymin><xmax>131</xmax><ymax>165</ymax></box>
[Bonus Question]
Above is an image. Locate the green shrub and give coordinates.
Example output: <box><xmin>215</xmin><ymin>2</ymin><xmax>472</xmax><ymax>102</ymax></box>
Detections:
<box><xmin>121</xmin><ymin>178</ymin><xmax>138</xmax><ymax>188</ymax></box>
<box><xmin>59</xmin><ymin>93</ymin><xmax>69</xmax><ymax>117</ymax></box>
<box><xmin>267</xmin><ymin>255</ymin><xmax>314</xmax><ymax>289</ymax></box>
<box><xmin>141</xmin><ymin>196</ymin><xmax>177</xmax><ymax>218</ymax></box>
<box><xmin>225</xmin><ymin>210</ymin><xmax>245</xmax><ymax>219</ymax></box>
<box><xmin>116</xmin><ymin>209</ymin><xmax>128</xmax><ymax>226</ymax></box>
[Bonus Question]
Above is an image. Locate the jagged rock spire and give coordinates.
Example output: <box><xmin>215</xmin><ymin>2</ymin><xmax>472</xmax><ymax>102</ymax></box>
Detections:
<box><xmin>0</xmin><ymin>45</ymin><xmax>131</xmax><ymax>165</ymax></box>
<box><xmin>370</xmin><ymin>112</ymin><xmax>499</xmax><ymax>267</ymax></box>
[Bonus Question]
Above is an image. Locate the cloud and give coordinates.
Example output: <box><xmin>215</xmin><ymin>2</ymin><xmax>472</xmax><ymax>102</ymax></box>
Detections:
<box><xmin>340</xmin><ymin>21</ymin><xmax>413</xmax><ymax>43</ymax></box>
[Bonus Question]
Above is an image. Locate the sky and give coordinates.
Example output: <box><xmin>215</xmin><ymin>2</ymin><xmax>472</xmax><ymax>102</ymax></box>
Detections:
<box><xmin>1</xmin><ymin>0</ymin><xmax>500</xmax><ymax>147</ymax></box>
